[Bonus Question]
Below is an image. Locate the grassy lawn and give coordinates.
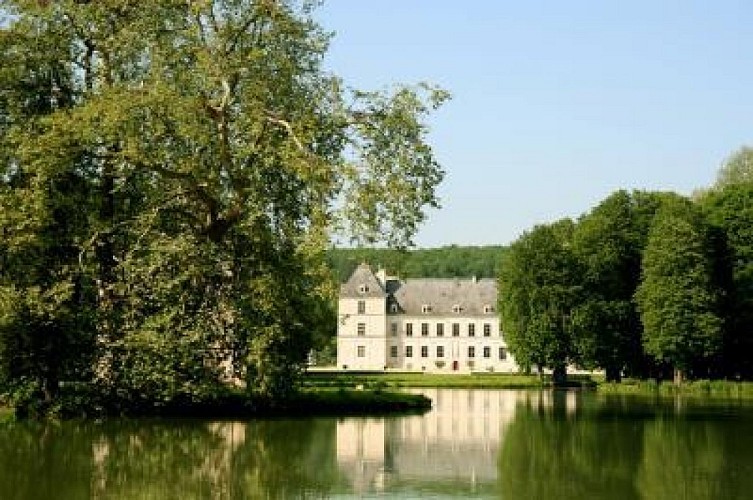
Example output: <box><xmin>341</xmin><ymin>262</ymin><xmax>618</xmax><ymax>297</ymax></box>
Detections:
<box><xmin>597</xmin><ymin>379</ymin><xmax>753</xmax><ymax>398</ymax></box>
<box><xmin>304</xmin><ymin>371</ymin><xmax>597</xmax><ymax>390</ymax></box>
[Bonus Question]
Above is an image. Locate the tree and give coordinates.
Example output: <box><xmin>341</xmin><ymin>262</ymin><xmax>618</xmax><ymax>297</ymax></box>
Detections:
<box><xmin>499</xmin><ymin>219</ymin><xmax>581</xmax><ymax>384</ymax></box>
<box><xmin>0</xmin><ymin>1</ymin><xmax>447</xmax><ymax>408</ymax></box>
<box><xmin>570</xmin><ymin>190</ymin><xmax>677</xmax><ymax>381</ymax></box>
<box><xmin>635</xmin><ymin>197</ymin><xmax>723</xmax><ymax>383</ymax></box>
<box><xmin>699</xmin><ymin>182</ymin><xmax>753</xmax><ymax>378</ymax></box>
<box><xmin>714</xmin><ymin>146</ymin><xmax>753</xmax><ymax>189</ymax></box>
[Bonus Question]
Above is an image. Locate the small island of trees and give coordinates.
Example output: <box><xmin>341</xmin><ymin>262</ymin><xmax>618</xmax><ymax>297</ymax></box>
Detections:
<box><xmin>0</xmin><ymin>0</ymin><xmax>445</xmax><ymax>417</ymax></box>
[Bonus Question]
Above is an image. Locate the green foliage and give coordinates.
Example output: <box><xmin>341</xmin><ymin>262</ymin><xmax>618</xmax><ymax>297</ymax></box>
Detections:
<box><xmin>327</xmin><ymin>244</ymin><xmax>506</xmax><ymax>281</ymax></box>
<box><xmin>0</xmin><ymin>1</ymin><xmax>446</xmax><ymax>414</ymax></box>
<box><xmin>635</xmin><ymin>197</ymin><xmax>723</xmax><ymax>379</ymax></box>
<box><xmin>713</xmin><ymin>146</ymin><xmax>753</xmax><ymax>188</ymax></box>
<box><xmin>499</xmin><ymin>219</ymin><xmax>582</xmax><ymax>380</ymax></box>
<box><xmin>571</xmin><ymin>190</ymin><xmax>675</xmax><ymax>380</ymax></box>
<box><xmin>700</xmin><ymin>182</ymin><xmax>753</xmax><ymax>377</ymax></box>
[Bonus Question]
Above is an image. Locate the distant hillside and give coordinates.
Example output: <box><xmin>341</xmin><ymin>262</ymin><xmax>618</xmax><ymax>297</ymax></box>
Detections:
<box><xmin>327</xmin><ymin>245</ymin><xmax>507</xmax><ymax>282</ymax></box>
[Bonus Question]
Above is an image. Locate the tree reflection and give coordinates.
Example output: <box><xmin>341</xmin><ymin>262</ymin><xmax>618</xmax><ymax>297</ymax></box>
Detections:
<box><xmin>498</xmin><ymin>391</ymin><xmax>643</xmax><ymax>500</ymax></box>
<box><xmin>0</xmin><ymin>418</ymin><xmax>344</xmax><ymax>499</ymax></box>
<box><xmin>636</xmin><ymin>418</ymin><xmax>725</xmax><ymax>500</ymax></box>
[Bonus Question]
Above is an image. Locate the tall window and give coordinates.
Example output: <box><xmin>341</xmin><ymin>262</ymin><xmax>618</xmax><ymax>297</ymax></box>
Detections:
<box><xmin>421</xmin><ymin>323</ymin><xmax>429</xmax><ymax>336</ymax></box>
<box><xmin>357</xmin><ymin>346</ymin><xmax>365</xmax><ymax>357</ymax></box>
<box><xmin>483</xmin><ymin>346</ymin><xmax>491</xmax><ymax>358</ymax></box>
<box><xmin>452</xmin><ymin>323</ymin><xmax>460</xmax><ymax>336</ymax></box>
<box><xmin>499</xmin><ymin>347</ymin><xmax>507</xmax><ymax>360</ymax></box>
<box><xmin>468</xmin><ymin>346</ymin><xmax>475</xmax><ymax>358</ymax></box>
<box><xmin>437</xmin><ymin>346</ymin><xmax>444</xmax><ymax>358</ymax></box>
<box><xmin>436</xmin><ymin>323</ymin><xmax>444</xmax><ymax>336</ymax></box>
<box><xmin>421</xmin><ymin>346</ymin><xmax>429</xmax><ymax>358</ymax></box>
<box><xmin>406</xmin><ymin>323</ymin><xmax>413</xmax><ymax>336</ymax></box>
<box><xmin>357</xmin><ymin>323</ymin><xmax>366</xmax><ymax>336</ymax></box>
<box><xmin>468</xmin><ymin>324</ymin><xmax>476</xmax><ymax>337</ymax></box>
<box><xmin>390</xmin><ymin>346</ymin><xmax>398</xmax><ymax>358</ymax></box>
<box><xmin>390</xmin><ymin>323</ymin><xmax>398</xmax><ymax>336</ymax></box>
<box><xmin>483</xmin><ymin>323</ymin><xmax>491</xmax><ymax>337</ymax></box>
<box><xmin>357</xmin><ymin>300</ymin><xmax>365</xmax><ymax>314</ymax></box>
<box><xmin>406</xmin><ymin>346</ymin><xmax>413</xmax><ymax>357</ymax></box>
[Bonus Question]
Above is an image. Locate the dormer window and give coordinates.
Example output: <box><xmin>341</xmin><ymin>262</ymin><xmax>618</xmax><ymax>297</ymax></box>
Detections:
<box><xmin>390</xmin><ymin>303</ymin><xmax>399</xmax><ymax>313</ymax></box>
<box><xmin>358</xmin><ymin>284</ymin><xmax>369</xmax><ymax>294</ymax></box>
<box><xmin>452</xmin><ymin>304</ymin><xmax>462</xmax><ymax>314</ymax></box>
<box><xmin>483</xmin><ymin>304</ymin><xmax>494</xmax><ymax>314</ymax></box>
<box><xmin>421</xmin><ymin>304</ymin><xmax>432</xmax><ymax>314</ymax></box>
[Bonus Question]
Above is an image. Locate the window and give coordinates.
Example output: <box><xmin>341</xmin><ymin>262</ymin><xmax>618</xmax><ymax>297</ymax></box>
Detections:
<box><xmin>436</xmin><ymin>323</ymin><xmax>444</xmax><ymax>336</ymax></box>
<box><xmin>421</xmin><ymin>323</ymin><xmax>429</xmax><ymax>336</ymax></box>
<box><xmin>468</xmin><ymin>323</ymin><xmax>476</xmax><ymax>337</ymax></box>
<box><xmin>358</xmin><ymin>284</ymin><xmax>369</xmax><ymax>294</ymax></box>
<box><xmin>483</xmin><ymin>323</ymin><xmax>491</xmax><ymax>337</ymax></box>
<box><xmin>468</xmin><ymin>346</ymin><xmax>475</xmax><ymax>358</ymax></box>
<box><xmin>499</xmin><ymin>347</ymin><xmax>507</xmax><ymax>360</ymax></box>
<box><xmin>390</xmin><ymin>323</ymin><xmax>398</xmax><ymax>336</ymax></box>
<box><xmin>390</xmin><ymin>303</ymin><xmax>399</xmax><ymax>313</ymax></box>
<box><xmin>390</xmin><ymin>346</ymin><xmax>398</xmax><ymax>358</ymax></box>
<box><xmin>357</xmin><ymin>323</ymin><xmax>366</xmax><ymax>336</ymax></box>
<box><xmin>406</xmin><ymin>346</ymin><xmax>413</xmax><ymax>357</ymax></box>
<box><xmin>357</xmin><ymin>346</ymin><xmax>365</xmax><ymax>357</ymax></box>
<box><xmin>437</xmin><ymin>346</ymin><xmax>444</xmax><ymax>358</ymax></box>
<box><xmin>483</xmin><ymin>304</ymin><xmax>494</xmax><ymax>314</ymax></box>
<box><xmin>421</xmin><ymin>304</ymin><xmax>432</xmax><ymax>314</ymax></box>
<box><xmin>452</xmin><ymin>304</ymin><xmax>462</xmax><ymax>314</ymax></box>
<box><xmin>452</xmin><ymin>323</ymin><xmax>460</xmax><ymax>336</ymax></box>
<box><xmin>421</xmin><ymin>346</ymin><xmax>429</xmax><ymax>358</ymax></box>
<box><xmin>483</xmin><ymin>346</ymin><xmax>491</xmax><ymax>358</ymax></box>
<box><xmin>406</xmin><ymin>323</ymin><xmax>413</xmax><ymax>337</ymax></box>
<box><xmin>357</xmin><ymin>300</ymin><xmax>365</xmax><ymax>314</ymax></box>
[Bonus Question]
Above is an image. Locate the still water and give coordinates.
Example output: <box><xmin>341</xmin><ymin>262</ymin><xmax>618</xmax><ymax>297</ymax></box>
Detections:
<box><xmin>3</xmin><ymin>389</ymin><xmax>753</xmax><ymax>499</ymax></box>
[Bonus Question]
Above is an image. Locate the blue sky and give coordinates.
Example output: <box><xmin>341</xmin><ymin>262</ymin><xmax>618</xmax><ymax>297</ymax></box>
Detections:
<box><xmin>317</xmin><ymin>1</ymin><xmax>753</xmax><ymax>247</ymax></box>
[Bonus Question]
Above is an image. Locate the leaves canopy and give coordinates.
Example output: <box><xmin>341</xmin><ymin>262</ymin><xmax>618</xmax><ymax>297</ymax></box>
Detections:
<box><xmin>0</xmin><ymin>0</ymin><xmax>447</xmax><ymax>409</ymax></box>
<box><xmin>635</xmin><ymin>198</ymin><xmax>723</xmax><ymax>377</ymax></box>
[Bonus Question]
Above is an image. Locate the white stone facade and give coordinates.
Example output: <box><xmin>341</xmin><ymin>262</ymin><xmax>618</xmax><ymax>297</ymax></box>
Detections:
<box><xmin>336</xmin><ymin>264</ymin><xmax>519</xmax><ymax>373</ymax></box>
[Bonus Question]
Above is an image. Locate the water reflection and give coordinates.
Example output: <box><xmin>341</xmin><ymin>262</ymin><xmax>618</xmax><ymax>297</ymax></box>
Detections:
<box><xmin>336</xmin><ymin>389</ymin><xmax>579</xmax><ymax>496</ymax></box>
<box><xmin>2</xmin><ymin>390</ymin><xmax>753</xmax><ymax>499</ymax></box>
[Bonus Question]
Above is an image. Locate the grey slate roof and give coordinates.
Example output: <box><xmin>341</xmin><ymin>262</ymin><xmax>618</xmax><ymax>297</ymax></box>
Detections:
<box><xmin>340</xmin><ymin>263</ymin><xmax>386</xmax><ymax>298</ymax></box>
<box><xmin>391</xmin><ymin>278</ymin><xmax>497</xmax><ymax>317</ymax></box>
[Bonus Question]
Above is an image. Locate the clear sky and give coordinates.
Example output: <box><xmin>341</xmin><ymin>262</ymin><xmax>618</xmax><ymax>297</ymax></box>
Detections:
<box><xmin>316</xmin><ymin>0</ymin><xmax>753</xmax><ymax>248</ymax></box>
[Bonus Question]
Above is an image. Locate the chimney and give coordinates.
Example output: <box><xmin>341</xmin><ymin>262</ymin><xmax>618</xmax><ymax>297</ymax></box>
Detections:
<box><xmin>376</xmin><ymin>268</ymin><xmax>387</xmax><ymax>287</ymax></box>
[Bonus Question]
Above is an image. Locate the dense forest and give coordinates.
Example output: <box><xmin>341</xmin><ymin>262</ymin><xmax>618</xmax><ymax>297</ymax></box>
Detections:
<box><xmin>0</xmin><ymin>1</ymin><xmax>446</xmax><ymax>416</ymax></box>
<box><xmin>500</xmin><ymin>147</ymin><xmax>753</xmax><ymax>384</ymax></box>
<box><xmin>327</xmin><ymin>245</ymin><xmax>506</xmax><ymax>282</ymax></box>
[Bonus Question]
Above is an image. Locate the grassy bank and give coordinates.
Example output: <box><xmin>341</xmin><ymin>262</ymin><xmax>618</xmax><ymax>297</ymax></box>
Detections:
<box><xmin>6</xmin><ymin>387</ymin><xmax>431</xmax><ymax>419</ymax></box>
<box><xmin>597</xmin><ymin>379</ymin><xmax>753</xmax><ymax>399</ymax></box>
<box><xmin>304</xmin><ymin>372</ymin><xmax>597</xmax><ymax>390</ymax></box>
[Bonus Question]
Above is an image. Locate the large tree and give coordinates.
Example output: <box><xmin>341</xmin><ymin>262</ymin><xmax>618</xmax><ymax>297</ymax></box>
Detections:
<box><xmin>499</xmin><ymin>219</ymin><xmax>582</xmax><ymax>384</ymax></box>
<box><xmin>570</xmin><ymin>190</ymin><xmax>677</xmax><ymax>381</ymax></box>
<box><xmin>0</xmin><ymin>0</ymin><xmax>446</xmax><ymax>409</ymax></box>
<box><xmin>635</xmin><ymin>197</ymin><xmax>723</xmax><ymax>383</ymax></box>
<box><xmin>700</xmin><ymin>182</ymin><xmax>753</xmax><ymax>378</ymax></box>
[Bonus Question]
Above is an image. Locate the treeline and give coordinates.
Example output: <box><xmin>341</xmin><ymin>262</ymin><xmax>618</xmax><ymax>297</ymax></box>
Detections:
<box><xmin>327</xmin><ymin>245</ymin><xmax>506</xmax><ymax>282</ymax></box>
<box><xmin>500</xmin><ymin>147</ymin><xmax>753</xmax><ymax>383</ymax></box>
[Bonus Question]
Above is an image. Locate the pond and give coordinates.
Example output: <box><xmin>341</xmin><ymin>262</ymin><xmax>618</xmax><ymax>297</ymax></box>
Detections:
<box><xmin>3</xmin><ymin>389</ymin><xmax>753</xmax><ymax>499</ymax></box>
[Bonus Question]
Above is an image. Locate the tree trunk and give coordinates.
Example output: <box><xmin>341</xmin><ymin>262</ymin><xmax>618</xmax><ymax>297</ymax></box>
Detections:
<box><xmin>552</xmin><ymin>364</ymin><xmax>567</xmax><ymax>386</ymax></box>
<box><xmin>605</xmin><ymin>366</ymin><xmax>622</xmax><ymax>383</ymax></box>
<box><xmin>673</xmin><ymin>367</ymin><xmax>684</xmax><ymax>385</ymax></box>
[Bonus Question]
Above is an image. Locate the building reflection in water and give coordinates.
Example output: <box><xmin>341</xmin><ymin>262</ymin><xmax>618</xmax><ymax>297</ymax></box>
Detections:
<box><xmin>336</xmin><ymin>388</ymin><xmax>578</xmax><ymax>495</ymax></box>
